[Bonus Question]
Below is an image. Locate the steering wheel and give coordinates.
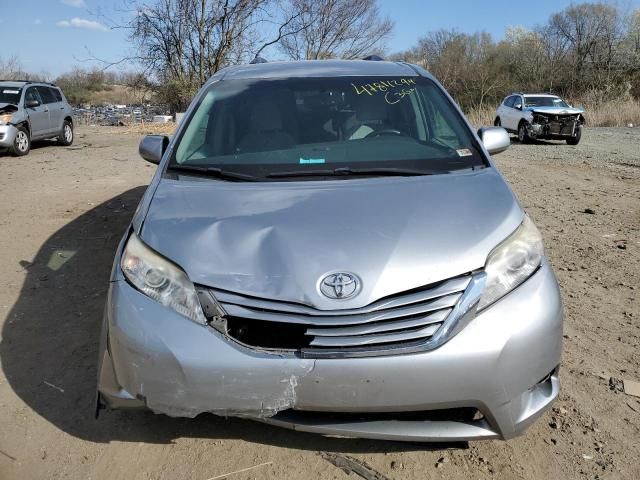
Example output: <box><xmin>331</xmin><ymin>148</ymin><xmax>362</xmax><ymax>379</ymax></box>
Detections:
<box><xmin>365</xmin><ymin>128</ymin><xmax>405</xmax><ymax>138</ymax></box>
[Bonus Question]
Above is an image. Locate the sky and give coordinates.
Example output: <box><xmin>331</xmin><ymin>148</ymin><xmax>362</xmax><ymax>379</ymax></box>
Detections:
<box><xmin>3</xmin><ymin>0</ymin><xmax>640</xmax><ymax>78</ymax></box>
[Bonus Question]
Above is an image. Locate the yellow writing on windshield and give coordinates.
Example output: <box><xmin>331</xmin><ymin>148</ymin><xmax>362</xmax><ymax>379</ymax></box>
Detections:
<box><xmin>351</xmin><ymin>78</ymin><xmax>417</xmax><ymax>96</ymax></box>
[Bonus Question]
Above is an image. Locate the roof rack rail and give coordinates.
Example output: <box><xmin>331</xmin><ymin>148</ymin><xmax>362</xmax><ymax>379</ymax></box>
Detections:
<box><xmin>250</xmin><ymin>56</ymin><xmax>268</xmax><ymax>64</ymax></box>
<box><xmin>0</xmin><ymin>79</ymin><xmax>56</xmax><ymax>86</ymax></box>
<box><xmin>362</xmin><ymin>55</ymin><xmax>384</xmax><ymax>61</ymax></box>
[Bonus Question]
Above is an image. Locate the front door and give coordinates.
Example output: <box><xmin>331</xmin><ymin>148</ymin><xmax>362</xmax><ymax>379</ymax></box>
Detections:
<box><xmin>508</xmin><ymin>96</ymin><xmax>524</xmax><ymax>131</ymax></box>
<box><xmin>23</xmin><ymin>87</ymin><xmax>50</xmax><ymax>137</ymax></box>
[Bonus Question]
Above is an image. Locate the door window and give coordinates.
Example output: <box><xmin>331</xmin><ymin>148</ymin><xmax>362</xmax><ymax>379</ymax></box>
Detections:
<box><xmin>512</xmin><ymin>96</ymin><xmax>523</xmax><ymax>110</ymax></box>
<box><xmin>51</xmin><ymin>88</ymin><xmax>63</xmax><ymax>102</ymax></box>
<box><xmin>24</xmin><ymin>87</ymin><xmax>43</xmax><ymax>106</ymax></box>
<box><xmin>36</xmin><ymin>86</ymin><xmax>57</xmax><ymax>104</ymax></box>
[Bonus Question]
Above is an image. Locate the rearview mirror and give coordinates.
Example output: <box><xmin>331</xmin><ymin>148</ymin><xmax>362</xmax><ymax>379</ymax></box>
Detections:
<box><xmin>478</xmin><ymin>127</ymin><xmax>510</xmax><ymax>155</ymax></box>
<box><xmin>25</xmin><ymin>99</ymin><xmax>40</xmax><ymax>108</ymax></box>
<box><xmin>139</xmin><ymin>135</ymin><xmax>169</xmax><ymax>164</ymax></box>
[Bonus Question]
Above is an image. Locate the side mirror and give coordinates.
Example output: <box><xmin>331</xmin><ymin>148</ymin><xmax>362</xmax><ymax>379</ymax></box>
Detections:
<box><xmin>25</xmin><ymin>99</ymin><xmax>40</xmax><ymax>108</ymax></box>
<box><xmin>139</xmin><ymin>135</ymin><xmax>169</xmax><ymax>164</ymax></box>
<box><xmin>478</xmin><ymin>127</ymin><xmax>510</xmax><ymax>155</ymax></box>
<box><xmin>514</xmin><ymin>103</ymin><xmax>522</xmax><ymax>110</ymax></box>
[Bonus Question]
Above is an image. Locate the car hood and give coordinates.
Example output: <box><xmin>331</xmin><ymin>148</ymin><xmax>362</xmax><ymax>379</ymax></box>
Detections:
<box><xmin>526</xmin><ymin>106</ymin><xmax>584</xmax><ymax>115</ymax></box>
<box><xmin>0</xmin><ymin>103</ymin><xmax>18</xmax><ymax>114</ymax></box>
<box><xmin>141</xmin><ymin>169</ymin><xmax>523</xmax><ymax>310</ymax></box>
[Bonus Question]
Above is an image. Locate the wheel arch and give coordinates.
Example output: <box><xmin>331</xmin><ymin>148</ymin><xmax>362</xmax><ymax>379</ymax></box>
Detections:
<box><xmin>16</xmin><ymin>120</ymin><xmax>31</xmax><ymax>136</ymax></box>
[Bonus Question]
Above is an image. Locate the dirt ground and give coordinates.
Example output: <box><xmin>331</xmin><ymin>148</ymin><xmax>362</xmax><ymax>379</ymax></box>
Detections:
<box><xmin>0</xmin><ymin>126</ymin><xmax>638</xmax><ymax>480</ymax></box>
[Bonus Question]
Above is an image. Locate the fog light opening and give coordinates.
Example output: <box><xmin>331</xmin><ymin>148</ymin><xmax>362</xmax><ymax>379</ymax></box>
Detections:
<box><xmin>471</xmin><ymin>410</ymin><xmax>485</xmax><ymax>421</ymax></box>
<box><xmin>530</xmin><ymin>366</ymin><xmax>559</xmax><ymax>396</ymax></box>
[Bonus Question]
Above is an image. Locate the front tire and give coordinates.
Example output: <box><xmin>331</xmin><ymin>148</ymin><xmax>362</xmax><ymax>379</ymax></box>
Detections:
<box><xmin>517</xmin><ymin>122</ymin><xmax>530</xmax><ymax>144</ymax></box>
<box><xmin>12</xmin><ymin>126</ymin><xmax>31</xmax><ymax>156</ymax></box>
<box><xmin>58</xmin><ymin>120</ymin><xmax>74</xmax><ymax>146</ymax></box>
<box><xmin>567</xmin><ymin>125</ymin><xmax>582</xmax><ymax>145</ymax></box>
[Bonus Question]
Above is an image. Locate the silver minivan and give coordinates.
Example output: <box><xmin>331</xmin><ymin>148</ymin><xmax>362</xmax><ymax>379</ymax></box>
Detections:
<box><xmin>97</xmin><ymin>60</ymin><xmax>562</xmax><ymax>442</ymax></box>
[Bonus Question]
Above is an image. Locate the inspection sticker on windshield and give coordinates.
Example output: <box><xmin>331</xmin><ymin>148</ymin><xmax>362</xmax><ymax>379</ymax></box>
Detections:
<box><xmin>299</xmin><ymin>157</ymin><xmax>325</xmax><ymax>164</ymax></box>
<box><xmin>456</xmin><ymin>148</ymin><xmax>473</xmax><ymax>157</ymax></box>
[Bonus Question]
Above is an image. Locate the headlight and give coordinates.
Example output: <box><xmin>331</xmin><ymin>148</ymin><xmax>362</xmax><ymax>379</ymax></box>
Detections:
<box><xmin>0</xmin><ymin>113</ymin><xmax>12</xmax><ymax>124</ymax></box>
<box><xmin>120</xmin><ymin>233</ymin><xmax>206</xmax><ymax>324</ymax></box>
<box><xmin>478</xmin><ymin>216</ymin><xmax>544</xmax><ymax>310</ymax></box>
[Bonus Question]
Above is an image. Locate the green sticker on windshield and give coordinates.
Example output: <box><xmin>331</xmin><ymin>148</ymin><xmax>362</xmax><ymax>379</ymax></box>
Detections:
<box><xmin>299</xmin><ymin>158</ymin><xmax>325</xmax><ymax>164</ymax></box>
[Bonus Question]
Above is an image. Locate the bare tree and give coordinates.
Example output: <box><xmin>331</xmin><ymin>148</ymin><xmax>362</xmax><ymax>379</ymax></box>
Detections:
<box><xmin>124</xmin><ymin>0</ymin><xmax>315</xmax><ymax>111</ymax></box>
<box><xmin>390</xmin><ymin>3</ymin><xmax>640</xmax><ymax>112</ymax></box>
<box><xmin>279</xmin><ymin>0</ymin><xmax>393</xmax><ymax>60</ymax></box>
<box><xmin>0</xmin><ymin>56</ymin><xmax>22</xmax><ymax>79</ymax></box>
<box><xmin>547</xmin><ymin>3</ymin><xmax>625</xmax><ymax>91</ymax></box>
<box><xmin>0</xmin><ymin>56</ymin><xmax>48</xmax><ymax>81</ymax></box>
<box><xmin>119</xmin><ymin>71</ymin><xmax>155</xmax><ymax>104</ymax></box>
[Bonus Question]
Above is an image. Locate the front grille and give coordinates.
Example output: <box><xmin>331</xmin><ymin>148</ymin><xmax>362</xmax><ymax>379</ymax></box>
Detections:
<box><xmin>533</xmin><ymin>114</ymin><xmax>578</xmax><ymax>136</ymax></box>
<box><xmin>0</xmin><ymin>133</ymin><xmax>5</xmax><ymax>140</ymax></box>
<box><xmin>202</xmin><ymin>274</ymin><xmax>474</xmax><ymax>357</ymax></box>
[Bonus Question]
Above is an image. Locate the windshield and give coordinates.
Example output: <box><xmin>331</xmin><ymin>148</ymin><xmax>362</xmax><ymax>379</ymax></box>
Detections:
<box><xmin>171</xmin><ymin>76</ymin><xmax>485</xmax><ymax>180</ymax></box>
<box><xmin>525</xmin><ymin>96</ymin><xmax>570</xmax><ymax>108</ymax></box>
<box><xmin>0</xmin><ymin>87</ymin><xmax>22</xmax><ymax>105</ymax></box>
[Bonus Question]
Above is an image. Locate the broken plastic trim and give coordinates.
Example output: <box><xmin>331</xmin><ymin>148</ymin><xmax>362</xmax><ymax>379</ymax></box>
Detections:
<box><xmin>196</xmin><ymin>272</ymin><xmax>487</xmax><ymax>359</ymax></box>
<box><xmin>196</xmin><ymin>288</ymin><xmax>227</xmax><ymax>331</ymax></box>
<box><xmin>0</xmin><ymin>104</ymin><xmax>18</xmax><ymax>114</ymax></box>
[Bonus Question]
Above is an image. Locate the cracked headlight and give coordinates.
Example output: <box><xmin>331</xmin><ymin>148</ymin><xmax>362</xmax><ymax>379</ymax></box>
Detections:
<box><xmin>121</xmin><ymin>233</ymin><xmax>206</xmax><ymax>324</ymax></box>
<box><xmin>478</xmin><ymin>216</ymin><xmax>544</xmax><ymax>310</ymax></box>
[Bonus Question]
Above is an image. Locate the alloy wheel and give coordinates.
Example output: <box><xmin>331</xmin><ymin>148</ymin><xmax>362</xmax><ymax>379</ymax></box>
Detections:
<box><xmin>16</xmin><ymin>131</ymin><xmax>29</xmax><ymax>152</ymax></box>
<box><xmin>64</xmin><ymin>124</ymin><xmax>73</xmax><ymax>143</ymax></box>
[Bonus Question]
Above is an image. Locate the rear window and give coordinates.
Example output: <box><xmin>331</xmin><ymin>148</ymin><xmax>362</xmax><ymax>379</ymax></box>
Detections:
<box><xmin>36</xmin><ymin>86</ymin><xmax>56</xmax><ymax>104</ymax></box>
<box><xmin>51</xmin><ymin>88</ymin><xmax>63</xmax><ymax>102</ymax></box>
<box><xmin>171</xmin><ymin>75</ymin><xmax>484</xmax><ymax>179</ymax></box>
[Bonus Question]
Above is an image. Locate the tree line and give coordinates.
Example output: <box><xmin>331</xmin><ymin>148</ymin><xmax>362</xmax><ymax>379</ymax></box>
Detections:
<box><xmin>121</xmin><ymin>0</ymin><xmax>392</xmax><ymax>110</ymax></box>
<box><xmin>393</xmin><ymin>3</ymin><xmax>640</xmax><ymax>110</ymax></box>
<box><xmin>3</xmin><ymin>1</ymin><xmax>639</xmax><ymax>115</ymax></box>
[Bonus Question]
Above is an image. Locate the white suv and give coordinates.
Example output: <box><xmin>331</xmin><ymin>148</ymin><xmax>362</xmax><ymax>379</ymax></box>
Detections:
<box><xmin>495</xmin><ymin>93</ymin><xmax>584</xmax><ymax>145</ymax></box>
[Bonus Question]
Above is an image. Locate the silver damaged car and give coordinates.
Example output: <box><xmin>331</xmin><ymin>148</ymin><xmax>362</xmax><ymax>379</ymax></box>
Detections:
<box><xmin>97</xmin><ymin>59</ymin><xmax>563</xmax><ymax>442</ymax></box>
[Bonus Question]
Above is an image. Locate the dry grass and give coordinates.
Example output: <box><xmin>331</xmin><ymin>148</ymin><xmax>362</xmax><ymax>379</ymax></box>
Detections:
<box><xmin>464</xmin><ymin>99</ymin><xmax>640</xmax><ymax>128</ymax></box>
<box><xmin>580</xmin><ymin>99</ymin><xmax>640</xmax><ymax>127</ymax></box>
<box><xmin>465</xmin><ymin>106</ymin><xmax>497</xmax><ymax>128</ymax></box>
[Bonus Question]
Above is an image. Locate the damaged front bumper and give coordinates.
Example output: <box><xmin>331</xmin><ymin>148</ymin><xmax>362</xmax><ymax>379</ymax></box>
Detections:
<box><xmin>97</xmin><ymin>261</ymin><xmax>562</xmax><ymax>442</ymax></box>
<box><xmin>526</xmin><ymin>113</ymin><xmax>582</xmax><ymax>140</ymax></box>
<box><xmin>0</xmin><ymin>124</ymin><xmax>19</xmax><ymax>148</ymax></box>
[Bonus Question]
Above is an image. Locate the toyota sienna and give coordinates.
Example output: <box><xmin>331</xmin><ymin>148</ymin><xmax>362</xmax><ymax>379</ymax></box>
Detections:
<box><xmin>96</xmin><ymin>59</ymin><xmax>562</xmax><ymax>442</ymax></box>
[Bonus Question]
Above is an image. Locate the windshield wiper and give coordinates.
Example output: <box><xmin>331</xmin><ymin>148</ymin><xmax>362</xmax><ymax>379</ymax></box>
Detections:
<box><xmin>267</xmin><ymin>167</ymin><xmax>437</xmax><ymax>179</ymax></box>
<box><xmin>166</xmin><ymin>164</ymin><xmax>259</xmax><ymax>182</ymax></box>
